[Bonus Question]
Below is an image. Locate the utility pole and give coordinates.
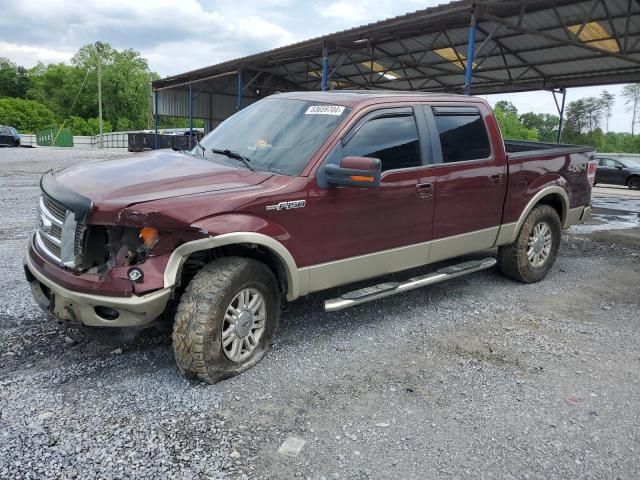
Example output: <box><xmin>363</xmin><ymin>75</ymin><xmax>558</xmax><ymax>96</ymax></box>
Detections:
<box><xmin>95</xmin><ymin>41</ymin><xmax>104</xmax><ymax>148</ymax></box>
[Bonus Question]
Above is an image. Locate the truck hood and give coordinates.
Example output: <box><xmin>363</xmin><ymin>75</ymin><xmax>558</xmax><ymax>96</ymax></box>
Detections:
<box><xmin>54</xmin><ymin>149</ymin><xmax>272</xmax><ymax>206</ymax></box>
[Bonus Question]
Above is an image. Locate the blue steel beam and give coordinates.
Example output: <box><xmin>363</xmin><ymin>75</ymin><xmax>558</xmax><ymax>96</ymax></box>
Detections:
<box><xmin>464</xmin><ymin>13</ymin><xmax>477</xmax><ymax>96</ymax></box>
<box><xmin>321</xmin><ymin>42</ymin><xmax>329</xmax><ymax>92</ymax></box>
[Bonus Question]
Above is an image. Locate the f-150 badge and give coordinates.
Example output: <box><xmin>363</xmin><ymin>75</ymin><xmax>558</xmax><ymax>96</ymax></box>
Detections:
<box><xmin>266</xmin><ymin>200</ymin><xmax>306</xmax><ymax>211</ymax></box>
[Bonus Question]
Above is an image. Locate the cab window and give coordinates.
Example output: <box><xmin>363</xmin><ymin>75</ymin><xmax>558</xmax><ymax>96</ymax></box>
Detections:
<box><xmin>342</xmin><ymin>113</ymin><xmax>421</xmax><ymax>172</ymax></box>
<box><xmin>432</xmin><ymin>107</ymin><xmax>491</xmax><ymax>163</ymax></box>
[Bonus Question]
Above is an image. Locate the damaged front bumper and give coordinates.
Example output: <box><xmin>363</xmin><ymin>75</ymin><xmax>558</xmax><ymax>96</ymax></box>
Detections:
<box><xmin>25</xmin><ymin>238</ymin><xmax>171</xmax><ymax>328</ymax></box>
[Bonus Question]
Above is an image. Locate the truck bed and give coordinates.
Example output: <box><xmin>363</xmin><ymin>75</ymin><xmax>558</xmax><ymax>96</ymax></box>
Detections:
<box><xmin>501</xmin><ymin>139</ymin><xmax>595</xmax><ymax>228</ymax></box>
<box><xmin>504</xmin><ymin>139</ymin><xmax>593</xmax><ymax>158</ymax></box>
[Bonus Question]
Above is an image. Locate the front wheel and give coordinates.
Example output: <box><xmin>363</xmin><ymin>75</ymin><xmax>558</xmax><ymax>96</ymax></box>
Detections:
<box><xmin>172</xmin><ymin>257</ymin><xmax>280</xmax><ymax>384</ymax></box>
<box><xmin>627</xmin><ymin>176</ymin><xmax>640</xmax><ymax>190</ymax></box>
<box><xmin>497</xmin><ymin>205</ymin><xmax>561</xmax><ymax>283</ymax></box>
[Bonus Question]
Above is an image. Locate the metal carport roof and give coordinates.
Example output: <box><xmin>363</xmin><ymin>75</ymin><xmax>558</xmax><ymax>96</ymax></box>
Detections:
<box><xmin>150</xmin><ymin>0</ymin><xmax>640</xmax><ymax>141</ymax></box>
<box><xmin>152</xmin><ymin>0</ymin><xmax>640</xmax><ymax>97</ymax></box>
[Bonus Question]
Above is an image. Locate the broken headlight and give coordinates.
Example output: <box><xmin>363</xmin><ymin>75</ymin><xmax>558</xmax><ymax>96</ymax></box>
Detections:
<box><xmin>76</xmin><ymin>226</ymin><xmax>161</xmax><ymax>272</ymax></box>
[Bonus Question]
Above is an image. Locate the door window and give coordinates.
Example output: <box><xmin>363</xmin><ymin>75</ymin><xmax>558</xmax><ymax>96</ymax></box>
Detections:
<box><xmin>600</xmin><ymin>158</ymin><xmax>618</xmax><ymax>167</ymax></box>
<box><xmin>433</xmin><ymin>109</ymin><xmax>491</xmax><ymax>163</ymax></box>
<box><xmin>343</xmin><ymin>114</ymin><xmax>421</xmax><ymax>172</ymax></box>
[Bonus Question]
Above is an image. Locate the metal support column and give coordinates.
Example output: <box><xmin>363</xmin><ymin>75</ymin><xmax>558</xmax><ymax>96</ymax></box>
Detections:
<box><xmin>154</xmin><ymin>90</ymin><xmax>159</xmax><ymax>150</ymax></box>
<box><xmin>464</xmin><ymin>13</ymin><xmax>477</xmax><ymax>96</ymax></box>
<box><xmin>321</xmin><ymin>42</ymin><xmax>329</xmax><ymax>92</ymax></box>
<box><xmin>189</xmin><ymin>83</ymin><xmax>193</xmax><ymax>148</ymax></box>
<box><xmin>237</xmin><ymin>68</ymin><xmax>243</xmax><ymax>110</ymax></box>
<box><xmin>554</xmin><ymin>88</ymin><xmax>567</xmax><ymax>143</ymax></box>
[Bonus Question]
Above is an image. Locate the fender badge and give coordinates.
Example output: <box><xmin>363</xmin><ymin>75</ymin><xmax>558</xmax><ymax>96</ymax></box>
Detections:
<box><xmin>266</xmin><ymin>200</ymin><xmax>306</xmax><ymax>211</ymax></box>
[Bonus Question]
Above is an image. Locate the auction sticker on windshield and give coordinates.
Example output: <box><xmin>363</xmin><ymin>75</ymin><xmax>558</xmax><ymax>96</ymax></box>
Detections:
<box><xmin>305</xmin><ymin>105</ymin><xmax>346</xmax><ymax>115</ymax></box>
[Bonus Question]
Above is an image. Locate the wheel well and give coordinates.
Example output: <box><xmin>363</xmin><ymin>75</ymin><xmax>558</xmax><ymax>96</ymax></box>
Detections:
<box><xmin>627</xmin><ymin>174</ymin><xmax>640</xmax><ymax>184</ymax></box>
<box><xmin>536</xmin><ymin>194</ymin><xmax>565</xmax><ymax>223</ymax></box>
<box><xmin>178</xmin><ymin>243</ymin><xmax>288</xmax><ymax>297</ymax></box>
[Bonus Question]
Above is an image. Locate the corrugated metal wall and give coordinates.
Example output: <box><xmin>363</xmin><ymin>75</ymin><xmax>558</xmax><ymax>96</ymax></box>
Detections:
<box><xmin>155</xmin><ymin>88</ymin><xmax>257</xmax><ymax>133</ymax></box>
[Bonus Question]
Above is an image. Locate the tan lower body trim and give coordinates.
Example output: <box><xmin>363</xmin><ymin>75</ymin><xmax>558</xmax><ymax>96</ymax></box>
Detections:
<box><xmin>428</xmin><ymin>226</ymin><xmax>499</xmax><ymax>263</ymax></box>
<box><xmin>306</xmin><ymin>242</ymin><xmax>430</xmax><ymax>294</ymax></box>
<box><xmin>495</xmin><ymin>222</ymin><xmax>517</xmax><ymax>247</ymax></box>
<box><xmin>305</xmin><ymin>226</ymin><xmax>500</xmax><ymax>294</ymax></box>
<box><xmin>564</xmin><ymin>206</ymin><xmax>588</xmax><ymax>228</ymax></box>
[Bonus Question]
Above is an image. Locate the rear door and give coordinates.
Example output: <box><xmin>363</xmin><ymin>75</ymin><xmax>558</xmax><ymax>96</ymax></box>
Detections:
<box><xmin>421</xmin><ymin>104</ymin><xmax>507</xmax><ymax>262</ymax></box>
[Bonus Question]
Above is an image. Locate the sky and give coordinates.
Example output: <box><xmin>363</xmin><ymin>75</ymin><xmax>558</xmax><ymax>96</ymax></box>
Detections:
<box><xmin>0</xmin><ymin>0</ymin><xmax>634</xmax><ymax>132</ymax></box>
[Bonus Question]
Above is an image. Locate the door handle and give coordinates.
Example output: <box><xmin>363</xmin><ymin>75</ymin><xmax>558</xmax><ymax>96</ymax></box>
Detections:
<box><xmin>489</xmin><ymin>174</ymin><xmax>504</xmax><ymax>185</ymax></box>
<box><xmin>415</xmin><ymin>183</ymin><xmax>433</xmax><ymax>199</ymax></box>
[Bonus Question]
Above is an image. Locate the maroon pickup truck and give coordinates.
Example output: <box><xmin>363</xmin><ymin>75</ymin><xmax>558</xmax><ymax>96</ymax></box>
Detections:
<box><xmin>25</xmin><ymin>91</ymin><xmax>595</xmax><ymax>383</ymax></box>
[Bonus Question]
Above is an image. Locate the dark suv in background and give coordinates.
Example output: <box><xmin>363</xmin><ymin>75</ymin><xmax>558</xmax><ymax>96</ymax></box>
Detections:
<box><xmin>0</xmin><ymin>125</ymin><xmax>21</xmax><ymax>147</ymax></box>
<box><xmin>595</xmin><ymin>156</ymin><xmax>640</xmax><ymax>190</ymax></box>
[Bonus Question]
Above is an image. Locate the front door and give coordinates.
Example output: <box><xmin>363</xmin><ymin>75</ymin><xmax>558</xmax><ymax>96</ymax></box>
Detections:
<box><xmin>302</xmin><ymin>106</ymin><xmax>437</xmax><ymax>292</ymax></box>
<box><xmin>597</xmin><ymin>158</ymin><xmax>625</xmax><ymax>185</ymax></box>
<box><xmin>422</xmin><ymin>104</ymin><xmax>507</xmax><ymax>262</ymax></box>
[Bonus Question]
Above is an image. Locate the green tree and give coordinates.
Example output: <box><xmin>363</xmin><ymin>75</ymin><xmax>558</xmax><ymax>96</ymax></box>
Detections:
<box><xmin>71</xmin><ymin>43</ymin><xmax>157</xmax><ymax>131</ymax></box>
<box><xmin>564</xmin><ymin>99</ymin><xmax>587</xmax><ymax>136</ymax></box>
<box><xmin>65</xmin><ymin>115</ymin><xmax>112</xmax><ymax>135</ymax></box>
<box><xmin>622</xmin><ymin>84</ymin><xmax>640</xmax><ymax>136</ymax></box>
<box><xmin>493</xmin><ymin>101</ymin><xmax>538</xmax><ymax>140</ymax></box>
<box><xmin>494</xmin><ymin>100</ymin><xmax>518</xmax><ymax>116</ymax></box>
<box><xmin>22</xmin><ymin>43</ymin><xmax>158</xmax><ymax>132</ymax></box>
<box><xmin>27</xmin><ymin>62</ymin><xmax>95</xmax><ymax>119</ymax></box>
<box><xmin>600</xmin><ymin>90</ymin><xmax>615</xmax><ymax>132</ymax></box>
<box><xmin>0</xmin><ymin>97</ymin><xmax>57</xmax><ymax>132</ymax></box>
<box><xmin>520</xmin><ymin>112</ymin><xmax>559</xmax><ymax>142</ymax></box>
<box><xmin>0</xmin><ymin>57</ymin><xmax>31</xmax><ymax>98</ymax></box>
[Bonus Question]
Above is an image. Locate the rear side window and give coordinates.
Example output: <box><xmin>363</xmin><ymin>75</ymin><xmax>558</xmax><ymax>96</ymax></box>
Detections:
<box><xmin>343</xmin><ymin>114</ymin><xmax>421</xmax><ymax>171</ymax></box>
<box><xmin>433</xmin><ymin>108</ymin><xmax>491</xmax><ymax>163</ymax></box>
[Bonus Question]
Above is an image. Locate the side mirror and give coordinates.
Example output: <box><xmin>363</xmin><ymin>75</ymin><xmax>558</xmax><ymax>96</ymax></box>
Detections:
<box><xmin>324</xmin><ymin>156</ymin><xmax>381</xmax><ymax>188</ymax></box>
<box><xmin>616</xmin><ymin>165</ymin><xmax>624</xmax><ymax>170</ymax></box>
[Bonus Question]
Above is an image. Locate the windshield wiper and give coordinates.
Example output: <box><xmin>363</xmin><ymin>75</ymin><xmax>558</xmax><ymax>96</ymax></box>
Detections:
<box><xmin>209</xmin><ymin>148</ymin><xmax>255</xmax><ymax>171</ymax></box>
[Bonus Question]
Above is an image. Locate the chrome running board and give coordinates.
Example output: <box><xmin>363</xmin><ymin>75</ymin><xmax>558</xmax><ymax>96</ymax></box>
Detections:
<box><xmin>324</xmin><ymin>257</ymin><xmax>497</xmax><ymax>312</ymax></box>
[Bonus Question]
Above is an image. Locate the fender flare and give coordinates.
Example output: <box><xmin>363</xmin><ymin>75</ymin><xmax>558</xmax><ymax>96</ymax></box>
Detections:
<box><xmin>500</xmin><ymin>186</ymin><xmax>570</xmax><ymax>245</ymax></box>
<box><xmin>164</xmin><ymin>232</ymin><xmax>302</xmax><ymax>301</ymax></box>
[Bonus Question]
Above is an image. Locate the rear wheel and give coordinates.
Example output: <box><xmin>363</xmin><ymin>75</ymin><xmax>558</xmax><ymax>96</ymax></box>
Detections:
<box><xmin>172</xmin><ymin>257</ymin><xmax>280</xmax><ymax>384</ymax></box>
<box><xmin>497</xmin><ymin>205</ymin><xmax>561</xmax><ymax>283</ymax></box>
<box><xmin>627</xmin><ymin>176</ymin><xmax>640</xmax><ymax>190</ymax></box>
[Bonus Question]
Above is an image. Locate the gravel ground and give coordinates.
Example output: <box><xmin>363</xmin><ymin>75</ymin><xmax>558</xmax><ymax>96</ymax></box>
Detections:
<box><xmin>1</xmin><ymin>147</ymin><xmax>639</xmax><ymax>479</ymax></box>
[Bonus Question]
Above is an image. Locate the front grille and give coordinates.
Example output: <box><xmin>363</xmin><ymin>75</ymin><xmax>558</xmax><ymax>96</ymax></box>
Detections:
<box><xmin>74</xmin><ymin>224</ymin><xmax>87</xmax><ymax>256</ymax></box>
<box><xmin>40</xmin><ymin>232</ymin><xmax>61</xmax><ymax>259</ymax></box>
<box><xmin>51</xmin><ymin>223</ymin><xmax>62</xmax><ymax>238</ymax></box>
<box><xmin>36</xmin><ymin>192</ymin><xmax>86</xmax><ymax>267</ymax></box>
<box><xmin>42</xmin><ymin>194</ymin><xmax>66</xmax><ymax>222</ymax></box>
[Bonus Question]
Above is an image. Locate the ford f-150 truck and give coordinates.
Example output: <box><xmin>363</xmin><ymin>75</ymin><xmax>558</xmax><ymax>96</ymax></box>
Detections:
<box><xmin>24</xmin><ymin>91</ymin><xmax>595</xmax><ymax>383</ymax></box>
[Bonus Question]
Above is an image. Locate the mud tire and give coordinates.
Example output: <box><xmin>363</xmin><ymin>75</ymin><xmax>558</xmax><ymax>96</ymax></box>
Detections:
<box><xmin>497</xmin><ymin>205</ymin><xmax>561</xmax><ymax>283</ymax></box>
<box><xmin>172</xmin><ymin>257</ymin><xmax>280</xmax><ymax>384</ymax></box>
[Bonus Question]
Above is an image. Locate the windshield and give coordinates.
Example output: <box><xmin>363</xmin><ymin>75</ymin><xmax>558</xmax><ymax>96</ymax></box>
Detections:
<box><xmin>195</xmin><ymin>98</ymin><xmax>351</xmax><ymax>175</ymax></box>
<box><xmin>621</xmin><ymin>158</ymin><xmax>640</xmax><ymax>169</ymax></box>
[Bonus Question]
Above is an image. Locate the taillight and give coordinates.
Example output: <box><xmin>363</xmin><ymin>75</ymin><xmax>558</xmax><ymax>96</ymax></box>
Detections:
<box><xmin>587</xmin><ymin>160</ymin><xmax>597</xmax><ymax>187</ymax></box>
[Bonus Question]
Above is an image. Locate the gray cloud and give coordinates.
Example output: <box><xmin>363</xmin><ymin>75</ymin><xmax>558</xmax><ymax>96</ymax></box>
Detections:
<box><xmin>0</xmin><ymin>0</ymin><xmax>438</xmax><ymax>75</ymax></box>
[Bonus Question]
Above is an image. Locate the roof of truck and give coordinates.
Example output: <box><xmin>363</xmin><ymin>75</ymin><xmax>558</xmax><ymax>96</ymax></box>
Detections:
<box><xmin>270</xmin><ymin>90</ymin><xmax>483</xmax><ymax>107</ymax></box>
